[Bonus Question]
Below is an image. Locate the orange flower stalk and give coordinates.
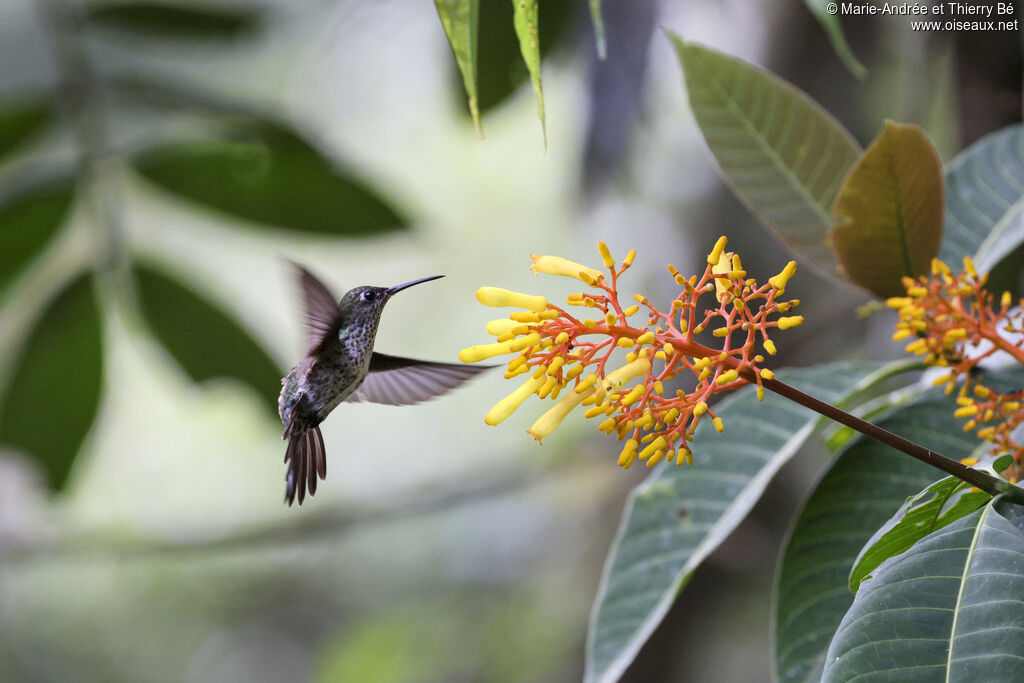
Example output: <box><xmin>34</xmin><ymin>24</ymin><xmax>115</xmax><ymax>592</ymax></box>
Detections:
<box><xmin>460</xmin><ymin>238</ymin><xmax>803</xmax><ymax>468</ymax></box>
<box><xmin>889</xmin><ymin>257</ymin><xmax>1024</xmax><ymax>475</ymax></box>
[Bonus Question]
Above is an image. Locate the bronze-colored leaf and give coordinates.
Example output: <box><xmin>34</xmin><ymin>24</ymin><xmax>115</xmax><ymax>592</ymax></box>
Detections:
<box><xmin>831</xmin><ymin>121</ymin><xmax>943</xmax><ymax>298</ymax></box>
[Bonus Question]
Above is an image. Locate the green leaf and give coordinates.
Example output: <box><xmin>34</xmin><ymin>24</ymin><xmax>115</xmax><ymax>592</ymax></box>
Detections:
<box><xmin>133</xmin><ymin>121</ymin><xmax>408</xmax><ymax>235</ymax></box>
<box><xmin>973</xmin><ymin>196</ymin><xmax>1024</xmax><ymax>275</ymax></box>
<box><xmin>589</xmin><ymin>0</ymin><xmax>606</xmax><ymax>60</ymax></box>
<box><xmin>822</xmin><ymin>497</ymin><xmax>1024</xmax><ymax>681</ymax></box>
<box><xmin>0</xmin><ymin>97</ymin><xmax>52</xmax><ymax>163</ymax></box>
<box><xmin>848</xmin><ymin>450</ymin><xmax>1012</xmax><ymax>592</ymax></box>
<box><xmin>133</xmin><ymin>263</ymin><xmax>281</xmax><ymax>413</ymax></box>
<box><xmin>831</xmin><ymin>121</ymin><xmax>944</xmax><ymax>298</ymax></box>
<box><xmin>434</xmin><ymin>0</ymin><xmax>482</xmax><ymax>136</ymax></box>
<box><xmin>0</xmin><ymin>178</ymin><xmax>75</xmax><ymax>294</ymax></box>
<box><xmin>940</xmin><ymin>124</ymin><xmax>1024</xmax><ymax>267</ymax></box>
<box><xmin>585</xmin><ymin>362</ymin><xmax>906</xmax><ymax>683</ymax></box>
<box><xmin>0</xmin><ymin>274</ymin><xmax>103</xmax><ymax>490</ymax></box>
<box><xmin>803</xmin><ymin>0</ymin><xmax>867</xmax><ymax>79</ymax></box>
<box><xmin>511</xmin><ymin>0</ymin><xmax>545</xmax><ymax>147</ymax></box>
<box><xmin>85</xmin><ymin>2</ymin><xmax>261</xmax><ymax>40</ymax></box>
<box><xmin>773</xmin><ymin>391</ymin><xmax>995</xmax><ymax>683</ymax></box>
<box><xmin>669</xmin><ymin>36</ymin><xmax>862</xmax><ymax>284</ymax></box>
<box><xmin>466</xmin><ymin>0</ymin><xmax>570</xmax><ymax>117</ymax></box>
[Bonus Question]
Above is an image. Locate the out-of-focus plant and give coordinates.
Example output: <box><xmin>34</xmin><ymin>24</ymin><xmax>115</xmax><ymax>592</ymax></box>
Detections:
<box><xmin>433</xmin><ymin>0</ymin><xmax>606</xmax><ymax>143</ymax></box>
<box><xmin>0</xmin><ymin>1</ymin><xmax>410</xmax><ymax>490</ymax></box>
<box><xmin>455</xmin><ymin>32</ymin><xmax>1024</xmax><ymax>683</ymax></box>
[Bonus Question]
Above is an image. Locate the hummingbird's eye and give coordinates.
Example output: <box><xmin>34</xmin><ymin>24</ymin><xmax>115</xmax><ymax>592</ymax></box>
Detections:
<box><xmin>361</xmin><ymin>290</ymin><xmax>376</xmax><ymax>302</ymax></box>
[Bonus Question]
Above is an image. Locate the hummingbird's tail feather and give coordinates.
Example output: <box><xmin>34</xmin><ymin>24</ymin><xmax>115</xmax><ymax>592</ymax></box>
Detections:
<box><xmin>284</xmin><ymin>425</ymin><xmax>327</xmax><ymax>506</ymax></box>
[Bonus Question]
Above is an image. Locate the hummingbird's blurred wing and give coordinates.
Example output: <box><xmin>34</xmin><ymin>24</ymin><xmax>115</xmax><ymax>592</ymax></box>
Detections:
<box><xmin>294</xmin><ymin>263</ymin><xmax>342</xmax><ymax>355</ymax></box>
<box><xmin>346</xmin><ymin>352</ymin><xmax>492</xmax><ymax>406</ymax></box>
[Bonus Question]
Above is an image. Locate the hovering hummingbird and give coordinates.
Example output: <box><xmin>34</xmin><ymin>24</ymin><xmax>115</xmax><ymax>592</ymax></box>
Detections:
<box><xmin>278</xmin><ymin>264</ymin><xmax>489</xmax><ymax>505</ymax></box>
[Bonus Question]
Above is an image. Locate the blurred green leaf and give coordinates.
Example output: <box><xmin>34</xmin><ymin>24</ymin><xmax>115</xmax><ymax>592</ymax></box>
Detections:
<box><xmin>831</xmin><ymin>121</ymin><xmax>943</xmax><ymax>298</ymax></box>
<box><xmin>435</xmin><ymin>0</ymin><xmax>482</xmax><ymax>136</ymax></box>
<box><xmin>940</xmin><ymin>124</ymin><xmax>1024</xmax><ymax>266</ymax></box>
<box><xmin>511</xmin><ymin>0</ymin><xmax>545</xmax><ymax>147</ymax></box>
<box><xmin>822</xmin><ymin>498</ymin><xmax>1024</xmax><ymax>682</ymax></box>
<box><xmin>773</xmin><ymin>390</ymin><xmax>998</xmax><ymax>683</ymax></box>
<box><xmin>132</xmin><ymin>121</ymin><xmax>408</xmax><ymax>235</ymax></box>
<box><xmin>0</xmin><ymin>97</ymin><xmax>52</xmax><ymax>163</ymax></box>
<box><xmin>585</xmin><ymin>361</ymin><xmax>910</xmax><ymax>683</ymax></box>
<box><xmin>0</xmin><ymin>274</ymin><xmax>103</xmax><ymax>490</ymax></box>
<box><xmin>468</xmin><ymin>0</ymin><xmax>571</xmax><ymax>116</ymax></box>
<box><xmin>848</xmin><ymin>451</ymin><xmax>1011</xmax><ymax>592</ymax></box>
<box><xmin>85</xmin><ymin>2</ymin><xmax>261</xmax><ymax>40</ymax></box>
<box><xmin>974</xmin><ymin>197</ymin><xmax>1024</xmax><ymax>275</ymax></box>
<box><xmin>669</xmin><ymin>36</ymin><xmax>862</xmax><ymax>284</ymax></box>
<box><xmin>588</xmin><ymin>0</ymin><xmax>606</xmax><ymax>60</ymax></box>
<box><xmin>0</xmin><ymin>178</ymin><xmax>75</xmax><ymax>294</ymax></box>
<box><xmin>133</xmin><ymin>263</ymin><xmax>281</xmax><ymax>413</ymax></box>
<box><xmin>803</xmin><ymin>0</ymin><xmax>867</xmax><ymax>79</ymax></box>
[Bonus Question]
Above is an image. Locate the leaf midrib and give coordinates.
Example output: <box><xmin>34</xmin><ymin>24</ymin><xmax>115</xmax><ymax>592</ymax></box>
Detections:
<box><xmin>945</xmin><ymin>504</ymin><xmax>990</xmax><ymax>681</ymax></box>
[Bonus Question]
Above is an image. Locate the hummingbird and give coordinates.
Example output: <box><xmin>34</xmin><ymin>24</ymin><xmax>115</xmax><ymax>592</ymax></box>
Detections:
<box><xmin>278</xmin><ymin>263</ymin><xmax>490</xmax><ymax>506</ymax></box>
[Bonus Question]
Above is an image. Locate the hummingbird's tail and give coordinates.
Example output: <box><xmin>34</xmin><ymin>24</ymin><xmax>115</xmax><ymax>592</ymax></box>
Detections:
<box><xmin>283</xmin><ymin>424</ymin><xmax>326</xmax><ymax>506</ymax></box>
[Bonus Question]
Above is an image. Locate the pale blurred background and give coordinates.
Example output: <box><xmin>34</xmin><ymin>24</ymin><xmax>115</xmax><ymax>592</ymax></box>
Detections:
<box><xmin>0</xmin><ymin>1</ymin><xmax>1017</xmax><ymax>681</ymax></box>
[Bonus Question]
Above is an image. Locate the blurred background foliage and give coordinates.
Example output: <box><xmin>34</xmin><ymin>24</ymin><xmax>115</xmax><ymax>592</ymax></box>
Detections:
<box><xmin>0</xmin><ymin>1</ymin><xmax>1019</xmax><ymax>681</ymax></box>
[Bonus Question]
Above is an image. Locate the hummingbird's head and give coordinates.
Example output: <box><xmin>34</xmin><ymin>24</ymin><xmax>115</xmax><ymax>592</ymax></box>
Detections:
<box><xmin>340</xmin><ymin>275</ymin><xmax>444</xmax><ymax>320</ymax></box>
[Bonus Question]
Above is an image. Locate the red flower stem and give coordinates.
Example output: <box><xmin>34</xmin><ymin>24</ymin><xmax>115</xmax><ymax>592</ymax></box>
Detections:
<box><xmin>753</xmin><ymin>372</ymin><xmax>1024</xmax><ymax>504</ymax></box>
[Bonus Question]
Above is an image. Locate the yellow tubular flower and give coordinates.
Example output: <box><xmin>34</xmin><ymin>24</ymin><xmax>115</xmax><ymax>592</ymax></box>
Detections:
<box><xmin>510</xmin><ymin>332</ymin><xmax>542</xmax><ymax>352</ymax></box>
<box><xmin>485</xmin><ymin>374</ymin><xmax>547</xmax><ymax>425</ymax></box>
<box><xmin>486</xmin><ymin>318</ymin><xmax>524</xmax><ymax>336</ymax></box>
<box><xmin>476</xmin><ymin>287</ymin><xmax>548</xmax><ymax>311</ymax></box>
<box><xmin>708</xmin><ymin>236</ymin><xmax>728</xmax><ymax>266</ymax></box>
<box><xmin>638</xmin><ymin>436</ymin><xmax>667</xmax><ymax>461</ymax></box>
<box><xmin>618</xmin><ymin>439</ymin><xmax>639</xmax><ymax>467</ymax></box>
<box><xmin>596</xmin><ymin>358</ymin><xmax>652</xmax><ymax>399</ymax></box>
<box><xmin>529</xmin><ymin>254</ymin><xmax>603</xmax><ymax>283</ymax></box>
<box><xmin>623</xmin><ymin>249</ymin><xmax>636</xmax><ymax>267</ymax></box>
<box><xmin>712</xmin><ymin>253</ymin><xmax>734</xmax><ymax>302</ymax></box>
<box><xmin>598</xmin><ymin>242</ymin><xmax>615</xmax><ymax>268</ymax></box>
<box><xmin>769</xmin><ymin>261</ymin><xmax>797</xmax><ymax>292</ymax></box>
<box><xmin>777</xmin><ymin>316</ymin><xmax>804</xmax><ymax>330</ymax></box>
<box><xmin>764</xmin><ymin>339</ymin><xmax>777</xmax><ymax>355</ymax></box>
<box><xmin>460</xmin><ymin>341</ymin><xmax>514</xmax><ymax>363</ymax></box>
<box><xmin>527</xmin><ymin>385</ymin><xmax>596</xmax><ymax>442</ymax></box>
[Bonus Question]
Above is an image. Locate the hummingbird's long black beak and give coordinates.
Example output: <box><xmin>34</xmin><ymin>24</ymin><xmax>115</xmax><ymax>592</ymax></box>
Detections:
<box><xmin>387</xmin><ymin>275</ymin><xmax>443</xmax><ymax>295</ymax></box>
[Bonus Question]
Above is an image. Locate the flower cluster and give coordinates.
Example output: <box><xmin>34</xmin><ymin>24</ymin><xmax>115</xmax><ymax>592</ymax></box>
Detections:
<box><xmin>888</xmin><ymin>257</ymin><xmax>1024</xmax><ymax>475</ymax></box>
<box><xmin>460</xmin><ymin>239</ymin><xmax>803</xmax><ymax>468</ymax></box>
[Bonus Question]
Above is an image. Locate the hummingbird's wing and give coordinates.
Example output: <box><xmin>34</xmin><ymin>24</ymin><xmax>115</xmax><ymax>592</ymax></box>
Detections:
<box><xmin>345</xmin><ymin>352</ymin><xmax>492</xmax><ymax>406</ymax></box>
<box><xmin>294</xmin><ymin>263</ymin><xmax>342</xmax><ymax>355</ymax></box>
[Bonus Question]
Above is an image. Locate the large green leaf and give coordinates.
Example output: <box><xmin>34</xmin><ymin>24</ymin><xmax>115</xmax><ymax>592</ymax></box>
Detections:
<box><xmin>511</xmin><ymin>0</ymin><xmax>545</xmax><ymax>147</ymax></box>
<box><xmin>434</xmin><ymin>0</ymin><xmax>482</xmax><ymax>136</ymax></box>
<box><xmin>0</xmin><ymin>178</ymin><xmax>75</xmax><ymax>294</ymax></box>
<box><xmin>803</xmin><ymin>0</ymin><xmax>867</xmax><ymax>79</ymax></box>
<box><xmin>670</xmin><ymin>36</ymin><xmax>862</xmax><ymax>283</ymax></box>
<box><xmin>467</xmin><ymin>0</ymin><xmax>571</xmax><ymax>117</ymax></box>
<box><xmin>133</xmin><ymin>263</ymin><xmax>281</xmax><ymax>413</ymax></box>
<box><xmin>0</xmin><ymin>274</ymin><xmax>103</xmax><ymax>490</ymax></box>
<box><xmin>848</xmin><ymin>451</ymin><xmax>1011</xmax><ymax>592</ymax></box>
<box><xmin>85</xmin><ymin>2</ymin><xmax>261</xmax><ymax>40</ymax></box>
<box><xmin>133</xmin><ymin>121</ymin><xmax>408</xmax><ymax>235</ymax></box>
<box><xmin>0</xmin><ymin>97</ymin><xmax>52</xmax><ymax>163</ymax></box>
<box><xmin>585</xmin><ymin>362</ymin><xmax>907</xmax><ymax>683</ymax></box>
<box><xmin>831</xmin><ymin>121</ymin><xmax>944</xmax><ymax>298</ymax></box>
<box><xmin>822</xmin><ymin>497</ymin><xmax>1024</xmax><ymax>681</ymax></box>
<box><xmin>772</xmin><ymin>389</ymin><xmax>1012</xmax><ymax>683</ymax></box>
<box><xmin>940</xmin><ymin>124</ymin><xmax>1024</xmax><ymax>267</ymax></box>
